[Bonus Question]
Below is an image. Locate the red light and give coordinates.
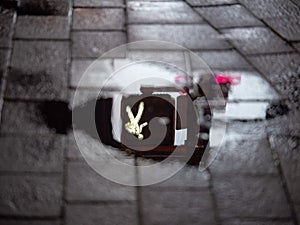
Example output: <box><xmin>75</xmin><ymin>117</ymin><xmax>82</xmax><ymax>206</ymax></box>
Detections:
<box><xmin>216</xmin><ymin>74</ymin><xmax>241</xmax><ymax>85</ymax></box>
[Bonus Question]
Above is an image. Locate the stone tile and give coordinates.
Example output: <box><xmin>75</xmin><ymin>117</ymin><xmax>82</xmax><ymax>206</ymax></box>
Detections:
<box><xmin>70</xmin><ymin>59</ymin><xmax>93</xmax><ymax>88</ymax></box>
<box><xmin>195</xmin><ymin>50</ymin><xmax>251</xmax><ymax>69</ymax></box>
<box><xmin>266</xmin><ymin>111</ymin><xmax>300</xmax><ymax>138</ymax></box>
<box><xmin>73</xmin><ymin>8</ymin><xmax>125</xmax><ymax>30</ymax></box>
<box><xmin>213</xmin><ymin>175</ymin><xmax>291</xmax><ymax>218</ymax></box>
<box><xmin>196</xmin><ymin>5</ymin><xmax>263</xmax><ymax>28</ymax></box>
<box><xmin>248</xmin><ymin>53</ymin><xmax>300</xmax><ymax>105</ymax></box>
<box><xmin>0</xmin><ymin>9</ymin><xmax>14</xmax><ymax>48</ymax></box>
<box><xmin>273</xmin><ymin>82</ymin><xmax>300</xmax><ymax>106</ymax></box>
<box><xmin>15</xmin><ymin>16</ymin><xmax>69</xmax><ymax>39</ymax></box>
<box><xmin>74</xmin><ymin>0</ymin><xmax>124</xmax><ymax>7</ymax></box>
<box><xmin>296</xmin><ymin>204</ymin><xmax>300</xmax><ymax>223</ymax></box>
<box><xmin>222</xmin><ymin>220</ymin><xmax>293</xmax><ymax>225</ymax></box>
<box><xmin>0</xmin><ymin>0</ymin><xmax>18</xmax><ymax>8</ymax></box>
<box><xmin>72</xmin><ymin>31</ymin><xmax>126</xmax><ymax>58</ymax></box>
<box><xmin>293</xmin><ymin>42</ymin><xmax>300</xmax><ymax>52</ymax></box>
<box><xmin>67</xmin><ymin>130</ymin><xmax>83</xmax><ymax>159</ymax></box>
<box><xmin>141</xmin><ymin>188</ymin><xmax>216</xmax><ymax>225</ymax></box>
<box><xmin>67</xmin><ymin>130</ymin><xmax>135</xmax><ymax>166</ymax></box>
<box><xmin>241</xmin><ymin>0</ymin><xmax>300</xmax><ymax>41</ymax></box>
<box><xmin>269</xmin><ymin>136</ymin><xmax>300</xmax><ymax>204</ymax></box>
<box><xmin>66</xmin><ymin>204</ymin><xmax>138</xmax><ymax>225</ymax></box>
<box><xmin>18</xmin><ymin>0</ymin><xmax>69</xmax><ymax>15</ymax></box>
<box><xmin>128</xmin><ymin>2</ymin><xmax>203</xmax><ymax>24</ymax></box>
<box><xmin>157</xmin><ymin>167</ymin><xmax>210</xmax><ymax>188</ymax></box>
<box><xmin>0</xmin><ymin>175</ymin><xmax>62</xmax><ymax>216</ymax></box>
<box><xmin>137</xmin><ymin>158</ymin><xmax>210</xmax><ymax>188</ymax></box>
<box><xmin>128</xmin><ymin>25</ymin><xmax>231</xmax><ymax>50</ymax></box>
<box><xmin>129</xmin><ymin>0</ymin><xmax>181</xmax><ymax>1</ymax></box>
<box><xmin>68</xmin><ymin>128</ymin><xmax>130</xmax><ymax>157</ymax></box>
<box><xmin>66</xmin><ymin>161</ymin><xmax>136</xmax><ymax>201</ymax></box>
<box><xmin>70</xmin><ymin>58</ymin><xmax>114</xmax><ymax>88</ymax></box>
<box><xmin>0</xmin><ymin>49</ymin><xmax>8</xmax><ymax>77</ymax></box>
<box><xmin>222</xmin><ymin>27</ymin><xmax>293</xmax><ymax>55</ymax></box>
<box><xmin>6</xmin><ymin>41</ymin><xmax>68</xmax><ymax>100</ymax></box>
<box><xmin>68</xmin><ymin>89</ymin><xmax>99</xmax><ymax>109</ymax></box>
<box><xmin>239</xmin><ymin>0</ymin><xmax>299</xmax><ymax>20</ymax></box>
<box><xmin>0</xmin><ymin>220</ymin><xmax>60</xmax><ymax>225</ymax></box>
<box><xmin>210</xmin><ymin>135</ymin><xmax>277</xmax><ymax>175</ymax></box>
<box><xmin>186</xmin><ymin>0</ymin><xmax>237</xmax><ymax>6</ymax></box>
<box><xmin>247</xmin><ymin>53</ymin><xmax>300</xmax><ymax>81</ymax></box>
<box><xmin>264</xmin><ymin>16</ymin><xmax>300</xmax><ymax>41</ymax></box>
<box><xmin>0</xmin><ymin>101</ymin><xmax>52</xmax><ymax>134</ymax></box>
<box><xmin>0</xmin><ymin>134</ymin><xmax>64</xmax><ymax>172</ymax></box>
<box><xmin>127</xmin><ymin>50</ymin><xmax>186</xmax><ymax>71</ymax></box>
<box><xmin>226</xmin><ymin>121</ymin><xmax>268</xmax><ymax>137</ymax></box>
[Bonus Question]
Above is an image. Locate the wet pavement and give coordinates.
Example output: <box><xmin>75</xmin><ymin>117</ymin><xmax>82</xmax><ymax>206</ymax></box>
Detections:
<box><xmin>0</xmin><ymin>0</ymin><xmax>299</xmax><ymax>225</ymax></box>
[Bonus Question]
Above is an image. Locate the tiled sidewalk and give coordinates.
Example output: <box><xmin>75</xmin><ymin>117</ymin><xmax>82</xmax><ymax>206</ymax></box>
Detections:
<box><xmin>0</xmin><ymin>0</ymin><xmax>299</xmax><ymax>225</ymax></box>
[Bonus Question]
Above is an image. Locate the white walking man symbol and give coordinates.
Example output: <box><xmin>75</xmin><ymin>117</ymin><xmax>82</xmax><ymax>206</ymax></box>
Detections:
<box><xmin>125</xmin><ymin>102</ymin><xmax>148</xmax><ymax>140</ymax></box>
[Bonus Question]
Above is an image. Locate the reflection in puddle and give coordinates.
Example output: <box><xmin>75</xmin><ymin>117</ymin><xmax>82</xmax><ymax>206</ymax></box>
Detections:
<box><xmin>213</xmin><ymin>70</ymin><xmax>287</xmax><ymax>121</ymax></box>
<box><xmin>40</xmin><ymin>53</ymin><xmax>288</xmax><ymax>169</ymax></box>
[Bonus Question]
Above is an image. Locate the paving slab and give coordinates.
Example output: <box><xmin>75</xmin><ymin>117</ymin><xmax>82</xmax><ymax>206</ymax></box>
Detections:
<box><xmin>128</xmin><ymin>2</ymin><xmax>203</xmax><ymax>24</ymax></box>
<box><xmin>226</xmin><ymin>121</ymin><xmax>268</xmax><ymax>137</ymax></box>
<box><xmin>186</xmin><ymin>0</ymin><xmax>237</xmax><ymax>6</ymax></box>
<box><xmin>0</xmin><ymin>134</ymin><xmax>64</xmax><ymax>172</ymax></box>
<box><xmin>273</xmin><ymin>82</ymin><xmax>300</xmax><ymax>106</ymax></box>
<box><xmin>73</xmin><ymin>8</ymin><xmax>125</xmax><ymax>30</ymax></box>
<box><xmin>222</xmin><ymin>27</ymin><xmax>293</xmax><ymax>55</ymax></box>
<box><xmin>248</xmin><ymin>53</ymin><xmax>300</xmax><ymax>105</ymax></box>
<box><xmin>15</xmin><ymin>16</ymin><xmax>69</xmax><ymax>39</ymax></box>
<box><xmin>66</xmin><ymin>161</ymin><xmax>136</xmax><ymax>201</ymax></box>
<box><xmin>0</xmin><ymin>220</ymin><xmax>60</xmax><ymax>225</ymax></box>
<box><xmin>293</xmin><ymin>42</ymin><xmax>300</xmax><ymax>52</ymax></box>
<box><xmin>264</xmin><ymin>17</ymin><xmax>300</xmax><ymax>41</ymax></box>
<box><xmin>296</xmin><ymin>204</ymin><xmax>300</xmax><ymax>223</ymax></box>
<box><xmin>269</xmin><ymin>135</ymin><xmax>300</xmax><ymax>204</ymax></box>
<box><xmin>74</xmin><ymin>0</ymin><xmax>124</xmax><ymax>7</ymax></box>
<box><xmin>70</xmin><ymin>59</ymin><xmax>94</xmax><ymax>88</ymax></box>
<box><xmin>67</xmin><ymin>130</ymin><xmax>136</xmax><ymax>167</ymax></box>
<box><xmin>68</xmin><ymin>89</ymin><xmax>99</xmax><ymax>110</ymax></box>
<box><xmin>195</xmin><ymin>50</ymin><xmax>251</xmax><ymax>69</ymax></box>
<box><xmin>0</xmin><ymin>175</ymin><xmax>62</xmax><ymax>216</ymax></box>
<box><xmin>70</xmin><ymin>58</ymin><xmax>114</xmax><ymax>88</ymax></box>
<box><xmin>239</xmin><ymin>0</ymin><xmax>300</xmax><ymax>41</ymax></box>
<box><xmin>210</xmin><ymin>135</ymin><xmax>277</xmax><ymax>175</ymax></box>
<box><xmin>128</xmin><ymin>24</ymin><xmax>231</xmax><ymax>50</ymax></box>
<box><xmin>6</xmin><ymin>40</ymin><xmax>68</xmax><ymax>100</ymax></box>
<box><xmin>266</xmin><ymin>111</ymin><xmax>300</xmax><ymax>138</ymax></box>
<box><xmin>222</xmin><ymin>220</ymin><xmax>293</xmax><ymax>225</ymax></box>
<box><xmin>18</xmin><ymin>0</ymin><xmax>69</xmax><ymax>15</ymax></box>
<box><xmin>239</xmin><ymin>0</ymin><xmax>300</xmax><ymax>19</ymax></box>
<box><xmin>127</xmin><ymin>49</ymin><xmax>186</xmax><ymax>71</ymax></box>
<box><xmin>0</xmin><ymin>49</ymin><xmax>8</xmax><ymax>78</ymax></box>
<box><xmin>0</xmin><ymin>8</ymin><xmax>14</xmax><ymax>48</ymax></box>
<box><xmin>137</xmin><ymin>158</ymin><xmax>210</xmax><ymax>188</ymax></box>
<box><xmin>129</xmin><ymin>0</ymin><xmax>181</xmax><ymax>1</ymax></box>
<box><xmin>0</xmin><ymin>101</ymin><xmax>54</xmax><ymax>134</ymax></box>
<box><xmin>196</xmin><ymin>4</ymin><xmax>263</xmax><ymax>28</ymax></box>
<box><xmin>141</xmin><ymin>188</ymin><xmax>216</xmax><ymax>225</ymax></box>
<box><xmin>247</xmin><ymin>53</ymin><xmax>300</xmax><ymax>82</ymax></box>
<box><xmin>72</xmin><ymin>31</ymin><xmax>126</xmax><ymax>58</ymax></box>
<box><xmin>66</xmin><ymin>204</ymin><xmax>138</xmax><ymax>225</ymax></box>
<box><xmin>213</xmin><ymin>175</ymin><xmax>291</xmax><ymax>218</ymax></box>
<box><xmin>0</xmin><ymin>0</ymin><xmax>18</xmax><ymax>8</ymax></box>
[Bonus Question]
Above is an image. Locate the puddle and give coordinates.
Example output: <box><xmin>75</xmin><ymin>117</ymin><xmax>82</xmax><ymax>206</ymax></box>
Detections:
<box><xmin>18</xmin><ymin>0</ymin><xmax>68</xmax><ymax>15</ymax></box>
<box><xmin>37</xmin><ymin>48</ymin><xmax>289</xmax><ymax>170</ymax></box>
<box><xmin>38</xmin><ymin>101</ymin><xmax>71</xmax><ymax>134</ymax></box>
